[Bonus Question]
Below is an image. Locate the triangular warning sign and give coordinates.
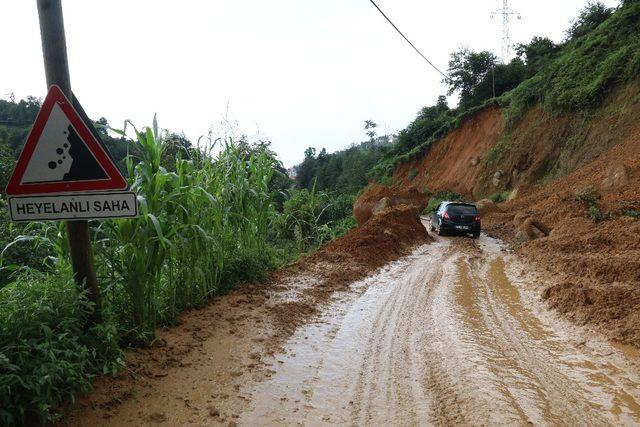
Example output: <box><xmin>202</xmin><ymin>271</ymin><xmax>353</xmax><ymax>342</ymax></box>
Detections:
<box><xmin>5</xmin><ymin>85</ymin><xmax>127</xmax><ymax>196</ymax></box>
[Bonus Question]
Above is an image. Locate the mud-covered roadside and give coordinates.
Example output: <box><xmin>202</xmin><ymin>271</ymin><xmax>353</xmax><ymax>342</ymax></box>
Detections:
<box><xmin>239</xmin><ymin>232</ymin><xmax>640</xmax><ymax>425</ymax></box>
<box><xmin>481</xmin><ymin>130</ymin><xmax>640</xmax><ymax>347</ymax></box>
<box><xmin>61</xmin><ymin>206</ymin><xmax>429</xmax><ymax>425</ymax></box>
<box><xmin>61</xmin><ymin>208</ymin><xmax>640</xmax><ymax>425</ymax></box>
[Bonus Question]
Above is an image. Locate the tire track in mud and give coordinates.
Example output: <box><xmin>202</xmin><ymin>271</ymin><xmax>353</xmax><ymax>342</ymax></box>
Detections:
<box><xmin>240</xmin><ymin>224</ymin><xmax>640</xmax><ymax>426</ymax></box>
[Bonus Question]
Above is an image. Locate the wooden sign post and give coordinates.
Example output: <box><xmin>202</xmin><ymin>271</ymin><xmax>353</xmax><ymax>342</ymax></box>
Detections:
<box><xmin>36</xmin><ymin>0</ymin><xmax>102</xmax><ymax>325</ymax></box>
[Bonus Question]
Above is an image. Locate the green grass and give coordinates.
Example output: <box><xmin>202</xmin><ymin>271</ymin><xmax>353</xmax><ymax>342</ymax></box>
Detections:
<box><xmin>487</xmin><ymin>190</ymin><xmax>512</xmax><ymax>202</ymax></box>
<box><xmin>483</xmin><ymin>131</ymin><xmax>513</xmax><ymax>166</ymax></box>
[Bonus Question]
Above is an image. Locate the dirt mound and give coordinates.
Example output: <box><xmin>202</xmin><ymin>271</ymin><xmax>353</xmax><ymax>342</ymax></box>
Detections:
<box><xmin>353</xmin><ymin>186</ymin><xmax>426</xmax><ymax>225</ymax></box>
<box><xmin>316</xmin><ymin>205</ymin><xmax>430</xmax><ymax>268</ymax></box>
<box><xmin>483</xmin><ymin>124</ymin><xmax>640</xmax><ymax>345</ymax></box>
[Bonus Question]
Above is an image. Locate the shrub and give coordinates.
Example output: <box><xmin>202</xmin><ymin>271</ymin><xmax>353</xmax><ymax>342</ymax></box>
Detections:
<box><xmin>576</xmin><ymin>186</ymin><xmax>603</xmax><ymax>223</ymax></box>
<box><xmin>0</xmin><ymin>271</ymin><xmax>122</xmax><ymax>425</ymax></box>
<box><xmin>488</xmin><ymin>190</ymin><xmax>512</xmax><ymax>202</ymax></box>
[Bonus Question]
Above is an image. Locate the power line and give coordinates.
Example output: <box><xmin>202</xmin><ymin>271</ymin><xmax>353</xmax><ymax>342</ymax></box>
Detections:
<box><xmin>367</xmin><ymin>0</ymin><xmax>448</xmax><ymax>79</ymax></box>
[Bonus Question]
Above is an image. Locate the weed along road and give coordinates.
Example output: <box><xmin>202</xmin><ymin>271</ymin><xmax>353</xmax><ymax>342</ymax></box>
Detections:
<box><xmin>64</xmin><ymin>220</ymin><xmax>640</xmax><ymax>426</ymax></box>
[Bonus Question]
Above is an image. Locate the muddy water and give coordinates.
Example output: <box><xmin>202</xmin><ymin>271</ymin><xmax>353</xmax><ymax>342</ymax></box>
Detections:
<box><xmin>240</xmin><ymin>228</ymin><xmax>640</xmax><ymax>426</ymax></box>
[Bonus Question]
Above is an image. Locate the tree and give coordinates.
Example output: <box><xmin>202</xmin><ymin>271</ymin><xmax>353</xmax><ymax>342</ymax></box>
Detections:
<box><xmin>445</xmin><ymin>48</ymin><xmax>526</xmax><ymax>110</ymax></box>
<box><xmin>161</xmin><ymin>133</ymin><xmax>194</xmax><ymax>171</ymax></box>
<box><xmin>445</xmin><ymin>48</ymin><xmax>498</xmax><ymax>110</ymax></box>
<box><xmin>95</xmin><ymin>117</ymin><xmax>109</xmax><ymax>138</ymax></box>
<box><xmin>436</xmin><ymin>95</ymin><xmax>448</xmax><ymax>110</ymax></box>
<box><xmin>391</xmin><ymin>96</ymin><xmax>452</xmax><ymax>154</ymax></box>
<box><xmin>566</xmin><ymin>1</ymin><xmax>614</xmax><ymax>39</ymax></box>
<box><xmin>295</xmin><ymin>147</ymin><xmax>318</xmax><ymax>189</ymax></box>
<box><xmin>515</xmin><ymin>36</ymin><xmax>559</xmax><ymax>77</ymax></box>
<box><xmin>364</xmin><ymin>120</ymin><xmax>377</xmax><ymax>142</ymax></box>
<box><xmin>0</xmin><ymin>142</ymin><xmax>14</xmax><ymax>195</ymax></box>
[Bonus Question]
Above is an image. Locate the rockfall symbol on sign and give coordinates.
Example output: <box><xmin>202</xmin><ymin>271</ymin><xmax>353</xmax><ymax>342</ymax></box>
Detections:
<box><xmin>5</xmin><ymin>85</ymin><xmax>137</xmax><ymax>221</ymax></box>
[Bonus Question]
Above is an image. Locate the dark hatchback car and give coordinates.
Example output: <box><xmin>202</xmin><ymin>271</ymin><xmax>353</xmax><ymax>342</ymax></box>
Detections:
<box><xmin>430</xmin><ymin>201</ymin><xmax>481</xmax><ymax>238</ymax></box>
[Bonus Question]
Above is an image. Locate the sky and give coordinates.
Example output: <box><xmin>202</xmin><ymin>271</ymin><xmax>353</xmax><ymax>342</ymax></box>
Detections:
<box><xmin>0</xmin><ymin>0</ymin><xmax>620</xmax><ymax>167</ymax></box>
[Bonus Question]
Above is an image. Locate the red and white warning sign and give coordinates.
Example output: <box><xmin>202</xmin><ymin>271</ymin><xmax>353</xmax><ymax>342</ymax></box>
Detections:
<box><xmin>5</xmin><ymin>85</ymin><xmax>137</xmax><ymax>221</ymax></box>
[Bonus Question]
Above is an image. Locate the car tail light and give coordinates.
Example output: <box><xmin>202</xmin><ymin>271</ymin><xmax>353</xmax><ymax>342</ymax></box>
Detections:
<box><xmin>475</xmin><ymin>215</ymin><xmax>481</xmax><ymax>222</ymax></box>
<box><xmin>442</xmin><ymin>212</ymin><xmax>450</xmax><ymax>220</ymax></box>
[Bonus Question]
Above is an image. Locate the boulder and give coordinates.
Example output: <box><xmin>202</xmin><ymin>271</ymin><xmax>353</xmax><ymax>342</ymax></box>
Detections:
<box><xmin>353</xmin><ymin>202</ymin><xmax>374</xmax><ymax>225</ymax></box>
<box><xmin>476</xmin><ymin>199</ymin><xmax>500</xmax><ymax>215</ymax></box>
<box><xmin>515</xmin><ymin>217</ymin><xmax>550</xmax><ymax>242</ymax></box>
<box><xmin>515</xmin><ymin>229</ymin><xmax>530</xmax><ymax>243</ymax></box>
<box><xmin>513</xmin><ymin>212</ymin><xmax>529</xmax><ymax>228</ymax></box>
<box><xmin>600</xmin><ymin>162</ymin><xmax>629</xmax><ymax>191</ymax></box>
<box><xmin>492</xmin><ymin>170</ymin><xmax>504</xmax><ymax>187</ymax></box>
<box><xmin>372</xmin><ymin>197</ymin><xmax>391</xmax><ymax>216</ymax></box>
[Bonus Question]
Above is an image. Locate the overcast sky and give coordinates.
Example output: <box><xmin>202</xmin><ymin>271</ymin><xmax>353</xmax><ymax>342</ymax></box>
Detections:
<box><xmin>0</xmin><ymin>0</ymin><xmax>620</xmax><ymax>166</ymax></box>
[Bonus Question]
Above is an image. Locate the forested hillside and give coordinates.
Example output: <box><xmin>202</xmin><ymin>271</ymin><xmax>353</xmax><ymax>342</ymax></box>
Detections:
<box><xmin>367</xmin><ymin>0</ymin><xmax>638</xmax><ymax>180</ymax></box>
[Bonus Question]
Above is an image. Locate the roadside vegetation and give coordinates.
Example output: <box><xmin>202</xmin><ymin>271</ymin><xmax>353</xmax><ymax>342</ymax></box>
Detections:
<box><xmin>422</xmin><ymin>190</ymin><xmax>463</xmax><ymax>215</ymax></box>
<box><xmin>0</xmin><ymin>104</ymin><xmax>354</xmax><ymax>423</ymax></box>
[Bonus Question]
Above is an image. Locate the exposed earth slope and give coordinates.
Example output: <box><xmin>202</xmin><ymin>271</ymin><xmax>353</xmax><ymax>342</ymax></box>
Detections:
<box><xmin>355</xmin><ymin>80</ymin><xmax>640</xmax><ymax>346</ymax></box>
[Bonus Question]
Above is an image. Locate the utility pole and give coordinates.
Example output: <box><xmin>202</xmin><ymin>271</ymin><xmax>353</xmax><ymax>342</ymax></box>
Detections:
<box><xmin>36</xmin><ymin>0</ymin><xmax>102</xmax><ymax>326</ymax></box>
<box><xmin>490</xmin><ymin>0</ymin><xmax>521</xmax><ymax>62</ymax></box>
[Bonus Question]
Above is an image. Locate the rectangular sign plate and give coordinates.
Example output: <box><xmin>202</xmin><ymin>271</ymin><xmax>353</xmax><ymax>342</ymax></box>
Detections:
<box><xmin>8</xmin><ymin>191</ymin><xmax>138</xmax><ymax>222</ymax></box>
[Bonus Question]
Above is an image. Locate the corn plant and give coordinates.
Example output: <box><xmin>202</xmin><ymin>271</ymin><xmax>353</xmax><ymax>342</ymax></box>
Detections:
<box><xmin>96</xmin><ymin>119</ymin><xmax>278</xmax><ymax>339</ymax></box>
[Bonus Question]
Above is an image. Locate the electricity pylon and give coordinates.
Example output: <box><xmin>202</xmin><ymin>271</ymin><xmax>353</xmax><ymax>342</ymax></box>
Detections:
<box><xmin>490</xmin><ymin>0</ymin><xmax>521</xmax><ymax>62</ymax></box>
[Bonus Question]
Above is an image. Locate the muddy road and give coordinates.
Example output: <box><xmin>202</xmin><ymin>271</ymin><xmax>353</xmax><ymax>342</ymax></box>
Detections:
<box><xmin>241</xmin><ymin>231</ymin><xmax>640</xmax><ymax>426</ymax></box>
<box><xmin>67</xmin><ymin>221</ymin><xmax>640</xmax><ymax>426</ymax></box>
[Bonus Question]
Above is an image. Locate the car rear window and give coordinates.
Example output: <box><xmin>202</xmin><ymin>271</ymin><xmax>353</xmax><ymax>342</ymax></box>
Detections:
<box><xmin>446</xmin><ymin>204</ymin><xmax>477</xmax><ymax>215</ymax></box>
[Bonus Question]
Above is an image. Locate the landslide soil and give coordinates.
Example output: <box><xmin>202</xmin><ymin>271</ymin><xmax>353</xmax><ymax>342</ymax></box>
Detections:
<box><xmin>482</xmin><ymin>128</ymin><xmax>640</xmax><ymax>346</ymax></box>
<box><xmin>61</xmin><ymin>206</ymin><xmax>430</xmax><ymax>425</ymax></box>
<box><xmin>355</xmin><ymin>81</ymin><xmax>640</xmax><ymax>347</ymax></box>
<box><xmin>240</xmin><ymin>231</ymin><xmax>640</xmax><ymax>425</ymax></box>
<box><xmin>65</xmin><ymin>225</ymin><xmax>640</xmax><ymax>425</ymax></box>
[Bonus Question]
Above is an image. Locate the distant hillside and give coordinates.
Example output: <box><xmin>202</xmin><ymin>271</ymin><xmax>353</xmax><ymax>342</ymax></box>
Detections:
<box><xmin>368</xmin><ymin>0</ymin><xmax>639</xmax><ymax>182</ymax></box>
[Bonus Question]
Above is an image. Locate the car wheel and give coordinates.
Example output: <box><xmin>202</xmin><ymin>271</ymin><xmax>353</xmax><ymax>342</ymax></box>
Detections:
<box><xmin>437</xmin><ymin>225</ymin><xmax>446</xmax><ymax>236</ymax></box>
<box><xmin>472</xmin><ymin>231</ymin><xmax>480</xmax><ymax>239</ymax></box>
